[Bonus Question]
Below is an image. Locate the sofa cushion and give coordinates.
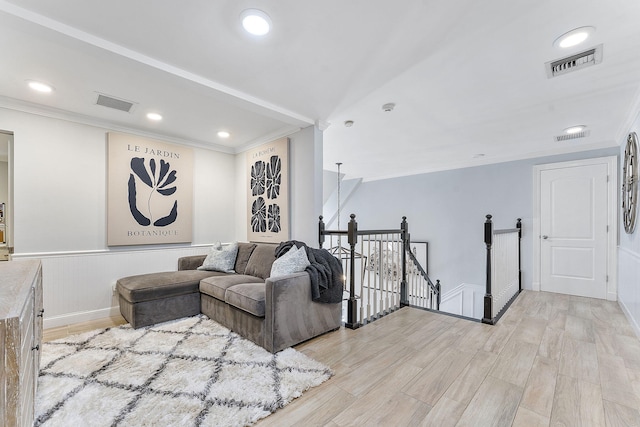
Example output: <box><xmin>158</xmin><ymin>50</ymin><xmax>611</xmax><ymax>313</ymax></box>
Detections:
<box><xmin>234</xmin><ymin>242</ymin><xmax>257</xmax><ymax>274</ymax></box>
<box><xmin>244</xmin><ymin>244</ymin><xmax>277</xmax><ymax>279</ymax></box>
<box><xmin>198</xmin><ymin>242</ymin><xmax>238</xmax><ymax>273</ymax></box>
<box><xmin>270</xmin><ymin>245</ymin><xmax>310</xmax><ymax>278</ymax></box>
<box><xmin>178</xmin><ymin>255</ymin><xmax>207</xmax><ymax>271</ymax></box>
<box><xmin>117</xmin><ymin>270</ymin><xmax>223</xmax><ymax>303</ymax></box>
<box><xmin>199</xmin><ymin>274</ymin><xmax>264</xmax><ymax>301</ymax></box>
<box><xmin>225</xmin><ymin>283</ymin><xmax>266</xmax><ymax>317</ymax></box>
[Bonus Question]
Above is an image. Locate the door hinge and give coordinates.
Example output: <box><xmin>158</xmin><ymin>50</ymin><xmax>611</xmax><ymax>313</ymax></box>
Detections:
<box><xmin>607</xmin><ymin>175</ymin><xmax>610</xmax><ymax>182</ymax></box>
<box><xmin>606</xmin><ymin>275</ymin><xmax>609</xmax><ymax>282</ymax></box>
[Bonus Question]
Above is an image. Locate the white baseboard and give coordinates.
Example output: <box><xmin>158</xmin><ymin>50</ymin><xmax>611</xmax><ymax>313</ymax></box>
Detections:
<box><xmin>619</xmin><ymin>298</ymin><xmax>640</xmax><ymax>339</ymax></box>
<box><xmin>532</xmin><ymin>281</ymin><xmax>540</xmax><ymax>291</ymax></box>
<box><xmin>44</xmin><ymin>306</ymin><xmax>122</xmax><ymax>329</ymax></box>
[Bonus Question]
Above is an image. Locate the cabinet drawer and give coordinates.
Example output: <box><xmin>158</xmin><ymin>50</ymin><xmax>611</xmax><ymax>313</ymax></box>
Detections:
<box><xmin>0</xmin><ymin>259</ymin><xmax>42</xmax><ymax>427</ymax></box>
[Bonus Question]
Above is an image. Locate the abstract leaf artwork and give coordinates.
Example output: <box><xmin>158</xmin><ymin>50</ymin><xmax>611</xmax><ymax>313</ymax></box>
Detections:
<box><xmin>107</xmin><ymin>132</ymin><xmax>193</xmax><ymax>246</ymax></box>
<box><xmin>128</xmin><ymin>158</ymin><xmax>178</xmax><ymax>227</ymax></box>
<box><xmin>266</xmin><ymin>155</ymin><xmax>282</xmax><ymax>199</ymax></box>
<box><xmin>251</xmin><ymin>161</ymin><xmax>266</xmax><ymax>197</ymax></box>
<box><xmin>250</xmin><ymin>156</ymin><xmax>283</xmax><ymax>233</ymax></box>
<box><xmin>246</xmin><ymin>138</ymin><xmax>289</xmax><ymax>243</ymax></box>
<box><xmin>251</xmin><ymin>196</ymin><xmax>267</xmax><ymax>232</ymax></box>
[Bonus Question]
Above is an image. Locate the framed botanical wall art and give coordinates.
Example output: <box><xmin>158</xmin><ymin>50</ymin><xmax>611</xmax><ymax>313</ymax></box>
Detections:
<box><xmin>246</xmin><ymin>137</ymin><xmax>289</xmax><ymax>243</ymax></box>
<box><xmin>107</xmin><ymin>132</ymin><xmax>193</xmax><ymax>246</ymax></box>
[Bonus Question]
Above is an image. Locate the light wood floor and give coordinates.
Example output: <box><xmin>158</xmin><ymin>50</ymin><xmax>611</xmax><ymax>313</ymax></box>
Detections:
<box><xmin>44</xmin><ymin>291</ymin><xmax>640</xmax><ymax>426</ymax></box>
<box><xmin>43</xmin><ymin>315</ymin><xmax>127</xmax><ymax>342</ymax></box>
<box><xmin>263</xmin><ymin>290</ymin><xmax>640</xmax><ymax>426</ymax></box>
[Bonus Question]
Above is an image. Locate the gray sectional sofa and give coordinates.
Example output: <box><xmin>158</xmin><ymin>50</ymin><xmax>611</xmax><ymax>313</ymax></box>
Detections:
<box><xmin>116</xmin><ymin>242</ymin><xmax>343</xmax><ymax>353</ymax></box>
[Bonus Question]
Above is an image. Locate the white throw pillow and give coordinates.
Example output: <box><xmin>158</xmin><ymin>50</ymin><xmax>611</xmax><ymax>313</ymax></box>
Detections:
<box><xmin>198</xmin><ymin>241</ymin><xmax>238</xmax><ymax>273</ymax></box>
<box><xmin>270</xmin><ymin>245</ymin><xmax>311</xmax><ymax>278</ymax></box>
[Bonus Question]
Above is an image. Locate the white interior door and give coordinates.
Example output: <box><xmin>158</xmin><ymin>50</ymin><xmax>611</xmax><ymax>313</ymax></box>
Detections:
<box><xmin>539</xmin><ymin>162</ymin><xmax>610</xmax><ymax>299</ymax></box>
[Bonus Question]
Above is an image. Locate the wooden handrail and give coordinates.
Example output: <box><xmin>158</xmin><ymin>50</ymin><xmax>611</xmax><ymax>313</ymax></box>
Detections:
<box><xmin>319</xmin><ymin>214</ymin><xmax>440</xmax><ymax>327</ymax></box>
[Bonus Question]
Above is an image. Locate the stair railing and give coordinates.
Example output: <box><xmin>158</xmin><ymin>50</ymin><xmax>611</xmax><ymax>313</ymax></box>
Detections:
<box><xmin>405</xmin><ymin>246</ymin><xmax>441</xmax><ymax>310</ymax></box>
<box><xmin>319</xmin><ymin>214</ymin><xmax>440</xmax><ymax>329</ymax></box>
<box><xmin>482</xmin><ymin>215</ymin><xmax>522</xmax><ymax>324</ymax></box>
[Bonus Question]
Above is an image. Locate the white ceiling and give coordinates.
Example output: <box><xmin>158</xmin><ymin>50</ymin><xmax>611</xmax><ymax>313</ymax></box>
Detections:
<box><xmin>1</xmin><ymin>0</ymin><xmax>639</xmax><ymax>181</ymax></box>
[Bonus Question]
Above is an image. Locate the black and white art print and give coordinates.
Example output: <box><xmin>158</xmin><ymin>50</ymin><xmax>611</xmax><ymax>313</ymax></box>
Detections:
<box><xmin>246</xmin><ymin>137</ymin><xmax>289</xmax><ymax>243</ymax></box>
<box><xmin>107</xmin><ymin>132</ymin><xmax>193</xmax><ymax>246</ymax></box>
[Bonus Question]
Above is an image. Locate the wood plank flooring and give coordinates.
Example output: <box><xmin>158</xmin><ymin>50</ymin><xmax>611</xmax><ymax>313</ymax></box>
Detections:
<box><xmin>262</xmin><ymin>291</ymin><xmax>640</xmax><ymax>426</ymax></box>
<box><xmin>43</xmin><ymin>315</ymin><xmax>127</xmax><ymax>342</ymax></box>
<box><xmin>43</xmin><ymin>291</ymin><xmax>640</xmax><ymax>426</ymax></box>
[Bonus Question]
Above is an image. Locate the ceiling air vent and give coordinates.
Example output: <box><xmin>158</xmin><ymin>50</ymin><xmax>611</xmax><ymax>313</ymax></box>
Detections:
<box><xmin>95</xmin><ymin>93</ymin><xmax>136</xmax><ymax>113</ymax></box>
<box><xmin>545</xmin><ymin>44</ymin><xmax>603</xmax><ymax>78</ymax></box>
<box><xmin>555</xmin><ymin>130</ymin><xmax>590</xmax><ymax>142</ymax></box>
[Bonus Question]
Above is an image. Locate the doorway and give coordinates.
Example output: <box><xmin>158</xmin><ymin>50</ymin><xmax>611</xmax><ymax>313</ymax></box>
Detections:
<box><xmin>533</xmin><ymin>156</ymin><xmax>617</xmax><ymax>300</ymax></box>
<box><xmin>0</xmin><ymin>131</ymin><xmax>12</xmax><ymax>261</ymax></box>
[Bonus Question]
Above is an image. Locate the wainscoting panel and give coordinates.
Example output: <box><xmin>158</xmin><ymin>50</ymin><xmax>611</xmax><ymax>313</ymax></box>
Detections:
<box><xmin>439</xmin><ymin>283</ymin><xmax>484</xmax><ymax>319</ymax></box>
<box><xmin>618</xmin><ymin>246</ymin><xmax>640</xmax><ymax>337</ymax></box>
<box><xmin>13</xmin><ymin>246</ymin><xmax>211</xmax><ymax>328</ymax></box>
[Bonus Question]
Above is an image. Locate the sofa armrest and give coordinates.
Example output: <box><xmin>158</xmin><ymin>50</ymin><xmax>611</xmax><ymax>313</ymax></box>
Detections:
<box><xmin>178</xmin><ymin>255</ymin><xmax>207</xmax><ymax>271</ymax></box>
<box><xmin>264</xmin><ymin>272</ymin><xmax>342</xmax><ymax>352</ymax></box>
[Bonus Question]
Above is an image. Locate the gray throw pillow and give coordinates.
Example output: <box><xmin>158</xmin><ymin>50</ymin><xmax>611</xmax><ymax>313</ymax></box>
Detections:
<box><xmin>270</xmin><ymin>245</ymin><xmax>311</xmax><ymax>278</ymax></box>
<box><xmin>198</xmin><ymin>242</ymin><xmax>239</xmax><ymax>273</ymax></box>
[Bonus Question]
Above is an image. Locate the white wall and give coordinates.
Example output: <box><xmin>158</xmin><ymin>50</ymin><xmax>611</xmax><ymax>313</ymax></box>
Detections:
<box><xmin>341</xmin><ymin>147</ymin><xmax>619</xmax><ymax>296</ymax></box>
<box><xmin>3</xmin><ymin>108</ymin><xmax>237</xmax><ymax>253</ymax></box>
<box><xmin>618</xmin><ymin>109</ymin><xmax>640</xmax><ymax>336</ymax></box>
<box><xmin>440</xmin><ymin>283</ymin><xmax>484</xmax><ymax>318</ymax></box>
<box><xmin>1</xmin><ymin>107</ymin><xmax>238</xmax><ymax>327</ymax></box>
<box><xmin>290</xmin><ymin>125</ymin><xmax>324</xmax><ymax>245</ymax></box>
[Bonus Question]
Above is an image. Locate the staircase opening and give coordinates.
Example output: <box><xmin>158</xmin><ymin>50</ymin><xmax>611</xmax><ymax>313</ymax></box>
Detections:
<box><xmin>318</xmin><ymin>214</ymin><xmax>522</xmax><ymax>328</ymax></box>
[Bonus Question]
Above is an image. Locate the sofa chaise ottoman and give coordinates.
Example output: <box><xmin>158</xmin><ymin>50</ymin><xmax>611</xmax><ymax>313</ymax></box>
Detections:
<box><xmin>116</xmin><ymin>242</ymin><xmax>343</xmax><ymax>353</ymax></box>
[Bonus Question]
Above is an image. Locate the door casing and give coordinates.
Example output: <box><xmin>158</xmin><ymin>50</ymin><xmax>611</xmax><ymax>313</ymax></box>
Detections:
<box><xmin>533</xmin><ymin>156</ymin><xmax>618</xmax><ymax>301</ymax></box>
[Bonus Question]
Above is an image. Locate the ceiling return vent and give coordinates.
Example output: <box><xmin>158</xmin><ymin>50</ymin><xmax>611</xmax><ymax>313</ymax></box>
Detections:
<box><xmin>95</xmin><ymin>93</ymin><xmax>136</xmax><ymax>113</ymax></box>
<box><xmin>555</xmin><ymin>130</ymin><xmax>591</xmax><ymax>142</ymax></box>
<box><xmin>545</xmin><ymin>44</ymin><xmax>603</xmax><ymax>78</ymax></box>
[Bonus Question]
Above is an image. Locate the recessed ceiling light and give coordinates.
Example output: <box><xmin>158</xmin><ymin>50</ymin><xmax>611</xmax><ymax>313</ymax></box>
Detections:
<box><xmin>27</xmin><ymin>80</ymin><xmax>54</xmax><ymax>93</ymax></box>
<box><xmin>241</xmin><ymin>9</ymin><xmax>271</xmax><ymax>36</ymax></box>
<box><xmin>217</xmin><ymin>131</ymin><xmax>230</xmax><ymax>138</ymax></box>
<box><xmin>344</xmin><ymin>120</ymin><xmax>354</xmax><ymax>127</ymax></box>
<box><xmin>564</xmin><ymin>125</ymin><xmax>586</xmax><ymax>134</ymax></box>
<box><xmin>554</xmin><ymin>26</ymin><xmax>595</xmax><ymax>48</ymax></box>
<box><xmin>146</xmin><ymin>112</ymin><xmax>162</xmax><ymax>121</ymax></box>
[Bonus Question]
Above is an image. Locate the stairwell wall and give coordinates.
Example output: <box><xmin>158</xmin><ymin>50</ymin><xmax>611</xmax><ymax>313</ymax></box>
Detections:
<box><xmin>340</xmin><ymin>147</ymin><xmax>619</xmax><ymax>296</ymax></box>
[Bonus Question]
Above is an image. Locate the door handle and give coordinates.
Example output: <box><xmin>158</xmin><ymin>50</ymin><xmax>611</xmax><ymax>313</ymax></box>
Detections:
<box><xmin>542</xmin><ymin>235</ymin><xmax>548</xmax><ymax>239</ymax></box>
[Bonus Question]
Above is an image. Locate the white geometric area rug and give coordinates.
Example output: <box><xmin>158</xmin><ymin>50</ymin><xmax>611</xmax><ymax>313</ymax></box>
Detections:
<box><xmin>35</xmin><ymin>315</ymin><xmax>332</xmax><ymax>427</ymax></box>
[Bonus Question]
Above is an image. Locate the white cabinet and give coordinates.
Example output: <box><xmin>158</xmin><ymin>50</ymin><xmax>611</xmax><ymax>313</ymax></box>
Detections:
<box><xmin>0</xmin><ymin>260</ymin><xmax>43</xmax><ymax>427</ymax></box>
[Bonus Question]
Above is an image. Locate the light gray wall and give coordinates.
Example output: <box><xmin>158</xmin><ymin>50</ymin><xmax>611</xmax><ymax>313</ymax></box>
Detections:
<box><xmin>341</xmin><ymin>147</ymin><xmax>619</xmax><ymax>294</ymax></box>
<box><xmin>618</xmin><ymin>109</ymin><xmax>640</xmax><ymax>334</ymax></box>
